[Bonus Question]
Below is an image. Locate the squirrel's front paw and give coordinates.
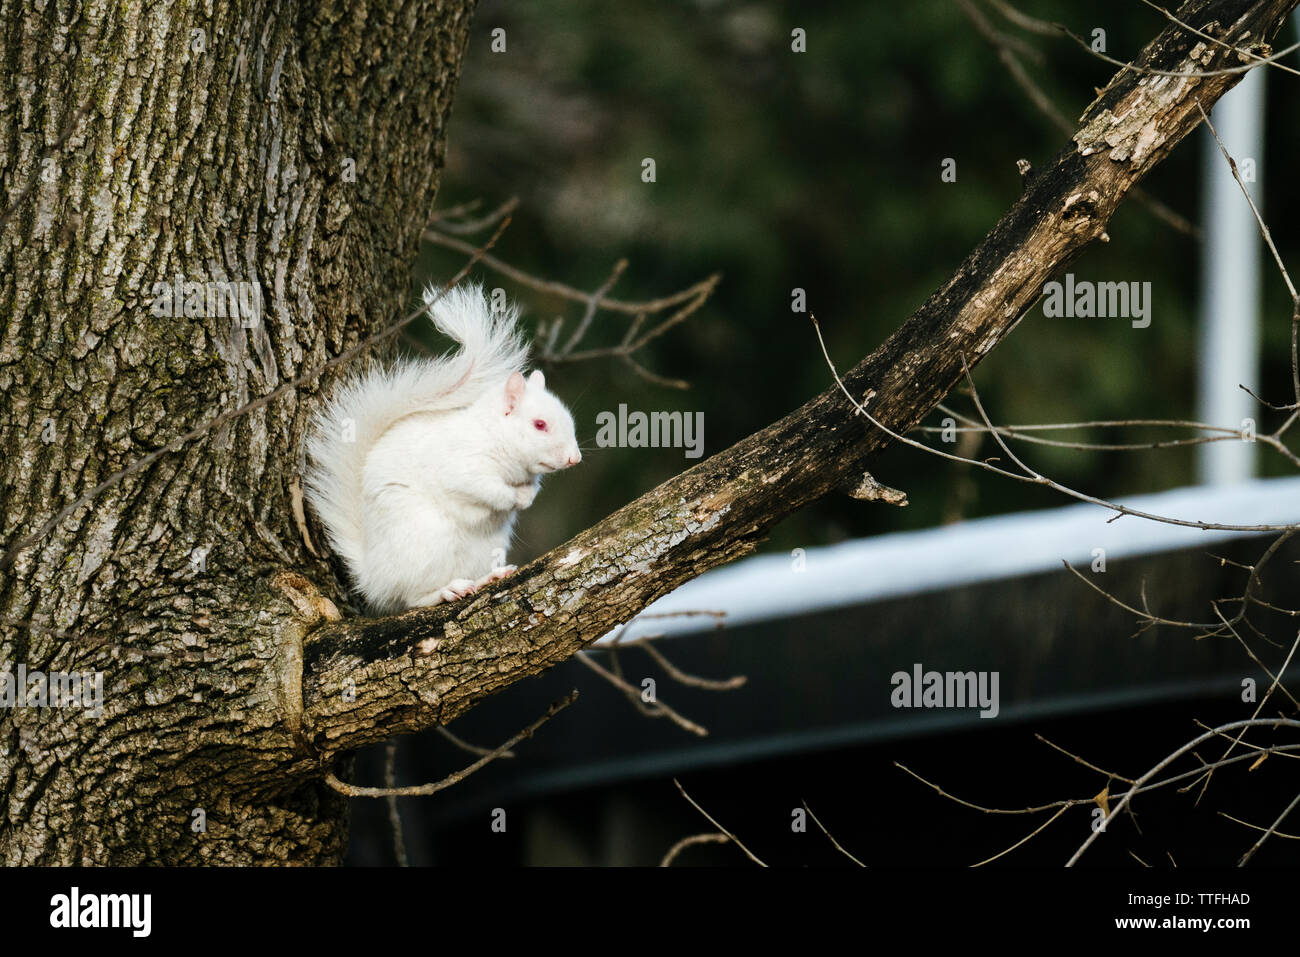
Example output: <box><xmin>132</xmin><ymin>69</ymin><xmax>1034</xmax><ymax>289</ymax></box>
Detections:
<box><xmin>475</xmin><ymin>565</ymin><xmax>517</xmax><ymax>587</ymax></box>
<box><xmin>513</xmin><ymin>480</ymin><xmax>539</xmax><ymax>509</ymax></box>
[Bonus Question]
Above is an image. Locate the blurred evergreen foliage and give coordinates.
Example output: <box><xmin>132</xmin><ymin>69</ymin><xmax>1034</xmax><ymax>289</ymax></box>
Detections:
<box><xmin>415</xmin><ymin>0</ymin><xmax>1300</xmax><ymax>562</ymax></box>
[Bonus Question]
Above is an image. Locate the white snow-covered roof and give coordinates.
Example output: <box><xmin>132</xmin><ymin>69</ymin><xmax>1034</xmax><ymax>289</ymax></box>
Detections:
<box><xmin>602</xmin><ymin>476</ymin><xmax>1300</xmax><ymax>643</ymax></box>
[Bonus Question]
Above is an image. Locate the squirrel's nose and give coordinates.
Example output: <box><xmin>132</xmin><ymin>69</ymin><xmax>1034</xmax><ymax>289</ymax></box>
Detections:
<box><xmin>567</xmin><ymin>450</ymin><xmax>582</xmax><ymax>467</ymax></box>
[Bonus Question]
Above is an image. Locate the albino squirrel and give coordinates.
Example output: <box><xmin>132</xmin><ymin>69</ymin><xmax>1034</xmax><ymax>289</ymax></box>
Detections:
<box><xmin>304</xmin><ymin>283</ymin><xmax>582</xmax><ymax>614</ymax></box>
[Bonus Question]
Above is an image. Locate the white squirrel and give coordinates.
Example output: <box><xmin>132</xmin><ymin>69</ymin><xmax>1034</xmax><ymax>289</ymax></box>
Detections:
<box><xmin>303</xmin><ymin>283</ymin><xmax>582</xmax><ymax>614</ymax></box>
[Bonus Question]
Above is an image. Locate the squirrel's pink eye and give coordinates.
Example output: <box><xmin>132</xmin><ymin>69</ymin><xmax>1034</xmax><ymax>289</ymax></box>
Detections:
<box><xmin>533</xmin><ymin>419</ymin><xmax>548</xmax><ymax>432</ymax></box>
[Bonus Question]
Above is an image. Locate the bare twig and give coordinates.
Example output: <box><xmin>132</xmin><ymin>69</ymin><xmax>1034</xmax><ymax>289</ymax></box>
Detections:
<box><xmin>991</xmin><ymin>0</ymin><xmax>1300</xmax><ymax>81</ymax></box>
<box><xmin>601</xmin><ymin>609</ymin><xmax>744</xmax><ymax>692</ymax></box>
<box><xmin>576</xmin><ymin>651</ymin><xmax>709</xmax><ymax>736</ymax></box>
<box><xmin>985</xmin><ymin>0</ymin><xmax>1064</xmax><ymax>37</ymax></box>
<box><xmin>1035</xmin><ymin>734</ymin><xmax>1136</xmax><ymax>785</ymax></box>
<box><xmin>1237</xmin><ymin>789</ymin><xmax>1300</xmax><ymax>865</ymax></box>
<box><xmin>382</xmin><ymin>741</ymin><xmax>408</xmax><ymax>866</ymax></box>
<box><xmin>992</xmin><ymin>0</ymin><xmax>1300</xmax><ymax>79</ymax></box>
<box><xmin>659</xmin><ymin>832</ymin><xmax>731</xmax><ymax>866</ymax></box>
<box><xmin>1187</xmin><ymin>626</ymin><xmax>1300</xmax><ymax>802</ymax></box>
<box><xmin>324</xmin><ymin>691</ymin><xmax>577</xmax><ymax>798</ymax></box>
<box><xmin>810</xmin><ymin>316</ymin><xmax>1299</xmax><ymax>533</ymax></box>
<box><xmin>1067</xmin><ymin>718</ymin><xmax>1300</xmax><ymax>865</ymax></box>
<box><xmin>925</xmin><ymin>404</ymin><xmax>1300</xmax><ymax>468</ymax></box>
<box><xmin>426</xmin><ymin>215</ymin><xmax>717</xmax><ymax>386</ymax></box>
<box><xmin>632</xmin><ymin>640</ymin><xmax>747</xmax><ymax>692</ymax></box>
<box><xmin>1063</xmin><ymin>560</ymin><xmax>1226</xmax><ymax>632</ymax></box>
<box><xmin>896</xmin><ymin>762</ymin><xmax>1075</xmax><ymax>815</ymax></box>
<box><xmin>972</xmin><ymin>803</ymin><xmax>1077</xmax><ymax>867</ymax></box>
<box><xmin>673</xmin><ymin>779</ymin><xmax>767</xmax><ymax>866</ymax></box>
<box><xmin>429</xmin><ymin>196</ymin><xmax>520</xmax><ymax>235</ymax></box>
<box><xmin>1197</xmin><ymin>99</ymin><xmax>1300</xmax><ymax>410</ymax></box>
<box><xmin>1138</xmin><ymin>0</ymin><xmax>1300</xmax><ymax>77</ymax></box>
<box><xmin>802</xmin><ymin>800</ymin><xmax>866</xmax><ymax>866</ymax></box>
<box><xmin>1219</xmin><ymin>809</ymin><xmax>1300</xmax><ymax>841</ymax></box>
<box><xmin>435</xmin><ymin>725</ymin><xmax>517</xmax><ymax>759</ymax></box>
<box><xmin>899</xmin><ymin>729</ymin><xmax>1300</xmax><ymax>866</ymax></box>
<box><xmin>957</xmin><ymin>0</ymin><xmax>1199</xmax><ymax>237</ymax></box>
<box><xmin>1073</xmin><ymin>30</ymin><xmax>1300</xmax><ymax>76</ymax></box>
<box><xmin>424</xmin><ymin>227</ymin><xmax>720</xmax><ymax>316</ymax></box>
<box><xmin>560</xmin><ymin>258</ymin><xmax>628</xmax><ymax>356</ymax></box>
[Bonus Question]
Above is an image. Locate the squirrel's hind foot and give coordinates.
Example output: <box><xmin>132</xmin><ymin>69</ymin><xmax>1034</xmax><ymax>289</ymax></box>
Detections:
<box><xmin>414</xmin><ymin>578</ymin><xmax>479</xmax><ymax>606</ymax></box>
<box><xmin>412</xmin><ymin>567</ymin><xmax>515</xmax><ymax>608</ymax></box>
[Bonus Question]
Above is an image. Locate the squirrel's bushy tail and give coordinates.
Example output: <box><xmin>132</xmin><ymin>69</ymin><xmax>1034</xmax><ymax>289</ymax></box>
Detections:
<box><xmin>303</xmin><ymin>282</ymin><xmax>529</xmax><ymax>573</ymax></box>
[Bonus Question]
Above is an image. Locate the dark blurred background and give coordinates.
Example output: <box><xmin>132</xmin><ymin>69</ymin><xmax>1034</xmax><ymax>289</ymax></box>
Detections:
<box><xmin>419</xmin><ymin>0</ymin><xmax>1300</xmax><ymax>554</ymax></box>
<box><xmin>345</xmin><ymin>0</ymin><xmax>1300</xmax><ymax>865</ymax></box>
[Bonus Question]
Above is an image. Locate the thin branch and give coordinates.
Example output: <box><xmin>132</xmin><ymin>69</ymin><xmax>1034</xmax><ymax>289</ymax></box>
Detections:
<box><xmin>1035</xmin><ymin>733</ymin><xmax>1136</xmax><ymax>785</ymax></box>
<box><xmin>1066</xmin><ymin>718</ymin><xmax>1300</xmax><ymax>865</ymax></box>
<box><xmin>925</xmin><ymin>404</ymin><xmax>1300</xmax><ymax>467</ymax></box>
<box><xmin>382</xmin><ymin>741</ymin><xmax>408</xmax><ymax>866</ymax></box>
<box><xmin>1053</xmin><ymin>14</ymin><xmax>1300</xmax><ymax>79</ymax></box>
<box><xmin>298</xmin><ymin>0</ymin><xmax>1300</xmax><ymax>776</ymax></box>
<box><xmin>972</xmin><ymin>802</ymin><xmax>1076</xmax><ymax>867</ymax></box>
<box><xmin>896</xmin><ymin>762</ymin><xmax>1076</xmax><ymax>815</ymax></box>
<box><xmin>424</xmin><ymin>227</ymin><xmax>720</xmax><ymax>316</ymax></box>
<box><xmin>801</xmin><ymin>800</ymin><xmax>866</xmax><ymax>866</ymax></box>
<box><xmin>324</xmin><ymin>691</ymin><xmax>577</xmax><ymax>798</ymax></box>
<box><xmin>957</xmin><ymin>0</ymin><xmax>1200</xmax><ymax>237</ymax></box>
<box><xmin>810</xmin><ymin>315</ymin><xmax>1299</xmax><ymax>533</ymax></box>
<box><xmin>435</xmin><ymin>725</ymin><xmax>517</xmax><ymax>759</ymax></box>
<box><xmin>429</xmin><ymin>196</ymin><xmax>519</xmax><ymax>235</ymax></box>
<box><xmin>993</xmin><ymin>0</ymin><xmax>1300</xmax><ymax>78</ymax></box>
<box><xmin>560</xmin><ymin>258</ymin><xmax>628</xmax><ymax>355</ymax></box>
<box><xmin>901</xmin><ymin>731</ymin><xmax>1300</xmax><ymax>866</ymax></box>
<box><xmin>1138</xmin><ymin>0</ymin><xmax>1300</xmax><ymax>77</ymax></box>
<box><xmin>985</xmin><ymin>0</ymin><xmax>1065</xmax><ymax>37</ymax></box>
<box><xmin>426</xmin><ymin>215</ymin><xmax>716</xmax><ymax>384</ymax></box>
<box><xmin>1237</xmin><ymin>789</ymin><xmax>1300</xmax><ymax>865</ymax></box>
<box><xmin>1215</xmin><ymin>607</ymin><xmax>1300</xmax><ymax>712</ymax></box>
<box><xmin>620</xmin><ymin>352</ymin><xmax>691</xmax><ymax>390</ymax></box>
<box><xmin>631</xmin><ymin>639</ymin><xmax>747</xmax><ymax>692</ymax></box>
<box><xmin>576</xmin><ymin>651</ymin><xmax>708</xmax><ymax>736</ymax></box>
<box><xmin>902</xmin><ymin>740</ymin><xmax>1300</xmax><ymax>822</ymax></box>
<box><xmin>673</xmin><ymin>779</ymin><xmax>767</xmax><ymax>867</ymax></box>
<box><xmin>1219</xmin><ymin>809</ymin><xmax>1300</xmax><ymax>841</ymax></box>
<box><xmin>426</xmin><ymin>197</ymin><xmax>484</xmax><ymax>222</ymax></box>
<box><xmin>1063</xmin><ymin>560</ymin><xmax>1226</xmax><ymax>631</ymax></box>
<box><xmin>1197</xmin><ymin>98</ymin><xmax>1300</xmax><ymax>409</ymax></box>
<box><xmin>659</xmin><ymin>832</ymin><xmax>731</xmax><ymax>866</ymax></box>
<box><xmin>1187</xmin><ymin>625</ymin><xmax>1300</xmax><ymax>802</ymax></box>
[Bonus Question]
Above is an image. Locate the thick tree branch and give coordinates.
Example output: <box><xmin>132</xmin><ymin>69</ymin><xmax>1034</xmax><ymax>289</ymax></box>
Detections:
<box><xmin>294</xmin><ymin>0</ymin><xmax>1299</xmax><ymax>761</ymax></box>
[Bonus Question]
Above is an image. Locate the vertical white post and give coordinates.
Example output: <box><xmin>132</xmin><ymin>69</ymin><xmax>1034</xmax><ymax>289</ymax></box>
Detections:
<box><xmin>1196</xmin><ymin>65</ymin><xmax>1266</xmax><ymax>485</ymax></box>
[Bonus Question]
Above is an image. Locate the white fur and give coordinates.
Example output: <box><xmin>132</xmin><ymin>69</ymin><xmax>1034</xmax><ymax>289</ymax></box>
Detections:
<box><xmin>304</xmin><ymin>284</ymin><xmax>581</xmax><ymax>614</ymax></box>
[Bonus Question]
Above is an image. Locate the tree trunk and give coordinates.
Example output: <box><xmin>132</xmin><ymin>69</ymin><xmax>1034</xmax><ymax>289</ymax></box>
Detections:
<box><xmin>1</xmin><ymin>0</ymin><xmax>1294</xmax><ymax>864</ymax></box>
<box><xmin>0</xmin><ymin>0</ymin><xmax>477</xmax><ymax>864</ymax></box>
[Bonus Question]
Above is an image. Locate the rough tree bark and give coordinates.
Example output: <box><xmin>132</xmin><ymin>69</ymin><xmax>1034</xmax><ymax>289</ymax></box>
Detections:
<box><xmin>1</xmin><ymin>0</ymin><xmax>1294</xmax><ymax>864</ymax></box>
<box><xmin>0</xmin><ymin>0</ymin><xmax>477</xmax><ymax>863</ymax></box>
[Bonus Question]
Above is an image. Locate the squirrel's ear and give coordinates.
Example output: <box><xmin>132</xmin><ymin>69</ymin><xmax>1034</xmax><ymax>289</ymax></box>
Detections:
<box><xmin>504</xmin><ymin>371</ymin><xmax>527</xmax><ymax>413</ymax></box>
<box><xmin>528</xmin><ymin>369</ymin><xmax>546</xmax><ymax>389</ymax></box>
